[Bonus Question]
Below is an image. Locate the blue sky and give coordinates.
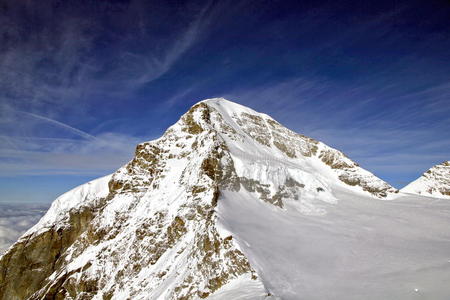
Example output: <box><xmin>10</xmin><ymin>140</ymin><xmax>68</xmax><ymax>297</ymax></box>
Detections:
<box><xmin>0</xmin><ymin>0</ymin><xmax>449</xmax><ymax>202</ymax></box>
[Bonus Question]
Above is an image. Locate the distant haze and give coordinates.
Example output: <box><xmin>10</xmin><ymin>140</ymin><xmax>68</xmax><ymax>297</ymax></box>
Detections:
<box><xmin>0</xmin><ymin>203</ymin><xmax>50</xmax><ymax>253</ymax></box>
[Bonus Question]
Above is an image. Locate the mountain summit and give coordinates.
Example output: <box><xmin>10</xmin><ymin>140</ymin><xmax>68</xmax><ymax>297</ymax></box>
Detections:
<box><xmin>2</xmin><ymin>99</ymin><xmax>450</xmax><ymax>300</ymax></box>
<box><xmin>401</xmin><ymin>161</ymin><xmax>450</xmax><ymax>199</ymax></box>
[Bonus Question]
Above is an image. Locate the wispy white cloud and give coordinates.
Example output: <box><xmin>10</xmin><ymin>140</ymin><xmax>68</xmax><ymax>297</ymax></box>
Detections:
<box><xmin>90</xmin><ymin>1</ymin><xmax>213</xmax><ymax>95</ymax></box>
<box><xmin>18</xmin><ymin>111</ymin><xmax>97</xmax><ymax>141</ymax></box>
<box><xmin>0</xmin><ymin>1</ymin><xmax>213</xmax><ymax>112</ymax></box>
<box><xmin>224</xmin><ymin>77</ymin><xmax>449</xmax><ymax>187</ymax></box>
<box><xmin>0</xmin><ymin>1</ymin><xmax>215</xmax><ymax>178</ymax></box>
<box><xmin>0</xmin><ymin>110</ymin><xmax>144</xmax><ymax>176</ymax></box>
<box><xmin>139</xmin><ymin>2</ymin><xmax>212</xmax><ymax>84</ymax></box>
<box><xmin>0</xmin><ymin>132</ymin><xmax>140</xmax><ymax>176</ymax></box>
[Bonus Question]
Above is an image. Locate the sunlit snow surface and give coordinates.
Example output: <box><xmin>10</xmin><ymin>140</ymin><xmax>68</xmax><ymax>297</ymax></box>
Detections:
<box><xmin>217</xmin><ymin>189</ymin><xmax>450</xmax><ymax>300</ymax></box>
<box><xmin>402</xmin><ymin>161</ymin><xmax>450</xmax><ymax>199</ymax></box>
<box><xmin>3</xmin><ymin>99</ymin><xmax>449</xmax><ymax>299</ymax></box>
<box><xmin>206</xmin><ymin>99</ymin><xmax>450</xmax><ymax>299</ymax></box>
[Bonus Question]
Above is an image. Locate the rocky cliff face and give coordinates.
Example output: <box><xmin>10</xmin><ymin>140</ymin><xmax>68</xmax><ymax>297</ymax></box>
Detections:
<box><xmin>0</xmin><ymin>98</ymin><xmax>398</xmax><ymax>299</ymax></box>
<box><xmin>401</xmin><ymin>161</ymin><xmax>450</xmax><ymax>199</ymax></box>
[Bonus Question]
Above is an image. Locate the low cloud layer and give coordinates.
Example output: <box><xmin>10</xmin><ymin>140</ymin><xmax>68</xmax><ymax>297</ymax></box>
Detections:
<box><xmin>0</xmin><ymin>203</ymin><xmax>49</xmax><ymax>254</ymax></box>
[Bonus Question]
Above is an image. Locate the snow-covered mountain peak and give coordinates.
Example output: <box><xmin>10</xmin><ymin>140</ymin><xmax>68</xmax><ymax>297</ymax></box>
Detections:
<box><xmin>173</xmin><ymin>98</ymin><xmax>397</xmax><ymax>200</ymax></box>
<box><xmin>0</xmin><ymin>98</ymin><xmax>399</xmax><ymax>300</ymax></box>
<box><xmin>401</xmin><ymin>161</ymin><xmax>450</xmax><ymax>199</ymax></box>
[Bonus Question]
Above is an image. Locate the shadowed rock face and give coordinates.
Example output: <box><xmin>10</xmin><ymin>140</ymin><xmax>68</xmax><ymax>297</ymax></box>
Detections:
<box><xmin>0</xmin><ymin>99</ymin><xmax>399</xmax><ymax>299</ymax></box>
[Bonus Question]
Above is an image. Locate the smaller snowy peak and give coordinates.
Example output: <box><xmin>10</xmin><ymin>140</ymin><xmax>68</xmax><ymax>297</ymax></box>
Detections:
<box><xmin>402</xmin><ymin>161</ymin><xmax>450</xmax><ymax>199</ymax></box>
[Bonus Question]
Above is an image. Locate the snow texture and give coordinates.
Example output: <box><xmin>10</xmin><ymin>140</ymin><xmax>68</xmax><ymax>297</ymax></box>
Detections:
<box><xmin>1</xmin><ymin>98</ymin><xmax>449</xmax><ymax>299</ymax></box>
<box><xmin>402</xmin><ymin>161</ymin><xmax>450</xmax><ymax>199</ymax></box>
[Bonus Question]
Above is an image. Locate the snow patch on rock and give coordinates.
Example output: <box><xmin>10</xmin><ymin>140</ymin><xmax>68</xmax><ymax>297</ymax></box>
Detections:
<box><xmin>402</xmin><ymin>161</ymin><xmax>450</xmax><ymax>199</ymax></box>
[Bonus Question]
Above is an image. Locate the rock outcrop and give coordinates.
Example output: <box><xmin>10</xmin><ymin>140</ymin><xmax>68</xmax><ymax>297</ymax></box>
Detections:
<box><xmin>401</xmin><ymin>161</ymin><xmax>450</xmax><ymax>199</ymax></box>
<box><xmin>0</xmin><ymin>98</ymin><xmax>399</xmax><ymax>299</ymax></box>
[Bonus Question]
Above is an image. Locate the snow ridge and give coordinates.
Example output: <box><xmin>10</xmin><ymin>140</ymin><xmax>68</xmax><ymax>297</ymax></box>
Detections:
<box><xmin>0</xmin><ymin>98</ymin><xmax>408</xmax><ymax>300</ymax></box>
<box><xmin>204</xmin><ymin>98</ymin><xmax>397</xmax><ymax>200</ymax></box>
<box><xmin>402</xmin><ymin>161</ymin><xmax>450</xmax><ymax>199</ymax></box>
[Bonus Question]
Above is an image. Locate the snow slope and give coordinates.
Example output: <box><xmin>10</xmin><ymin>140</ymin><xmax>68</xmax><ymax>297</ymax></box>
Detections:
<box><xmin>1</xmin><ymin>98</ymin><xmax>449</xmax><ymax>300</ymax></box>
<box><xmin>217</xmin><ymin>189</ymin><xmax>450</xmax><ymax>299</ymax></box>
<box><xmin>402</xmin><ymin>161</ymin><xmax>450</xmax><ymax>199</ymax></box>
<box><xmin>203</xmin><ymin>98</ymin><xmax>397</xmax><ymax>202</ymax></box>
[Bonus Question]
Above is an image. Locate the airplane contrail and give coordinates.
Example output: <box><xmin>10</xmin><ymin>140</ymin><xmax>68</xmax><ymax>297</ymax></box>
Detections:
<box><xmin>19</xmin><ymin>111</ymin><xmax>98</xmax><ymax>141</ymax></box>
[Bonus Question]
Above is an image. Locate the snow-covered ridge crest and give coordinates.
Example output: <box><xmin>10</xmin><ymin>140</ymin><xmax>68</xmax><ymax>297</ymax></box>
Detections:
<box><xmin>401</xmin><ymin>161</ymin><xmax>450</xmax><ymax>199</ymax></box>
<box><xmin>0</xmin><ymin>100</ymin><xmax>263</xmax><ymax>299</ymax></box>
<box><xmin>27</xmin><ymin>97</ymin><xmax>397</xmax><ymax>236</ymax></box>
<box><xmin>202</xmin><ymin>98</ymin><xmax>397</xmax><ymax>199</ymax></box>
<box><xmin>0</xmin><ymin>98</ymin><xmax>398</xmax><ymax>299</ymax></box>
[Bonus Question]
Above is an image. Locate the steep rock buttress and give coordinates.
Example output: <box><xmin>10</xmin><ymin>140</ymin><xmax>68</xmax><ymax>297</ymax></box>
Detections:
<box><xmin>0</xmin><ymin>98</ymin><xmax>398</xmax><ymax>299</ymax></box>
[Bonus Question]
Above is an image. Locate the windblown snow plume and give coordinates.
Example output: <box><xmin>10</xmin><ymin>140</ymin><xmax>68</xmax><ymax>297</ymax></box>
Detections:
<box><xmin>1</xmin><ymin>99</ymin><xmax>449</xmax><ymax>300</ymax></box>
